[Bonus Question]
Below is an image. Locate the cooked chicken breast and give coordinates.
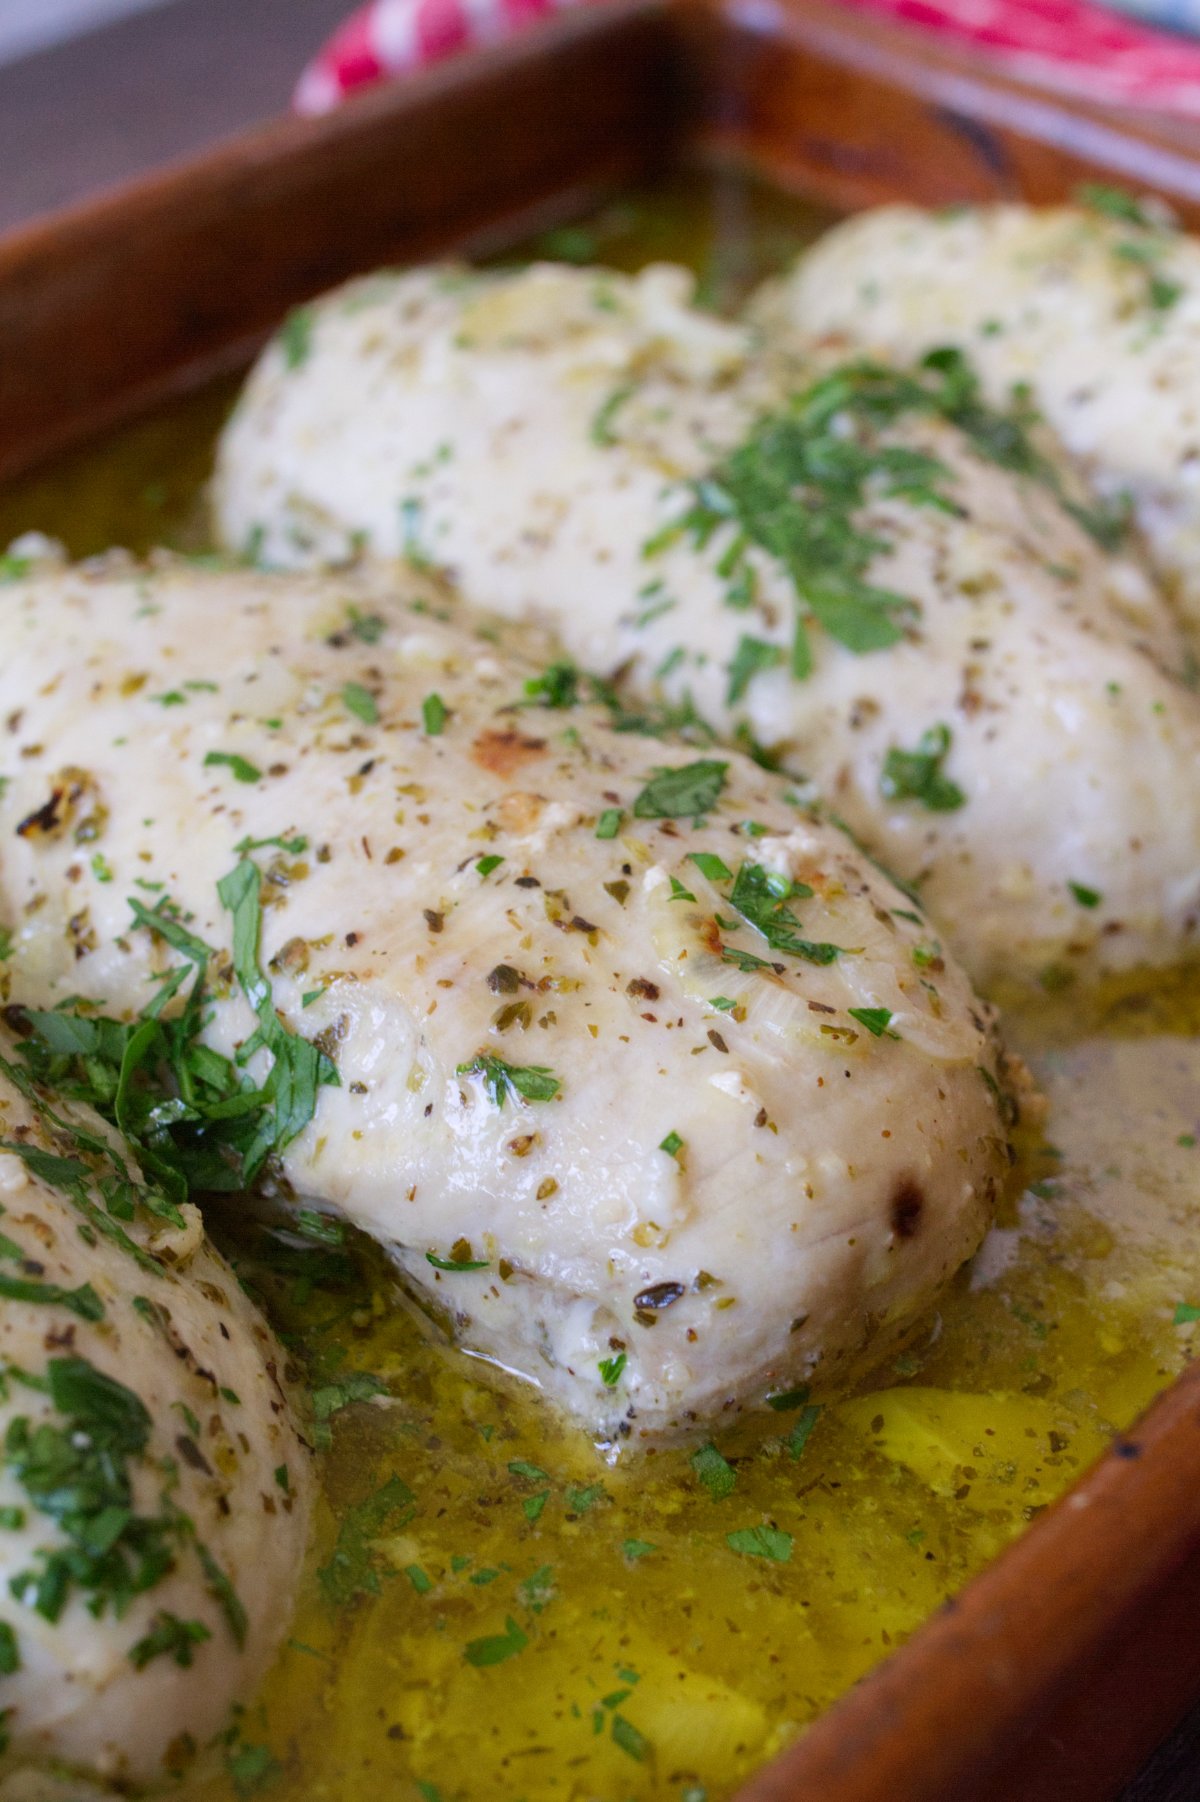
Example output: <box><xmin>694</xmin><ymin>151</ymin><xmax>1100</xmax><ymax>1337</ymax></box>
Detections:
<box><xmin>752</xmin><ymin>200</ymin><xmax>1200</xmax><ymax>631</ymax></box>
<box><xmin>211</xmin><ymin>262</ymin><xmax>1200</xmax><ymax>987</ymax></box>
<box><xmin>0</xmin><ymin>1027</ymin><xmax>311</xmax><ymax>1793</ymax></box>
<box><xmin>0</xmin><ymin>551</ymin><xmax>1015</xmax><ymax>1444</ymax></box>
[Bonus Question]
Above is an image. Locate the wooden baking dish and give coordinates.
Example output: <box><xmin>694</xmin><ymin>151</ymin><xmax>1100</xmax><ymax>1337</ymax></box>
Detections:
<box><xmin>3</xmin><ymin>5</ymin><xmax>1200</xmax><ymax>1797</ymax></box>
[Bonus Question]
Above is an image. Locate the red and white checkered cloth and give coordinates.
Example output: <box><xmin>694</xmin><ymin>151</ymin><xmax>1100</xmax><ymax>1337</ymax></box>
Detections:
<box><xmin>293</xmin><ymin>0</ymin><xmax>1200</xmax><ymax>119</ymax></box>
<box><xmin>293</xmin><ymin>0</ymin><xmax>598</xmax><ymax>114</ymax></box>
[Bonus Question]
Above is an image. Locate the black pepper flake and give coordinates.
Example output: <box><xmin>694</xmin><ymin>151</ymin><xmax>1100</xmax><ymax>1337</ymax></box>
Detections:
<box><xmin>487</xmin><ymin>964</ymin><xmax>521</xmax><ymax>994</ymax></box>
<box><xmin>514</xmin><ymin>876</ymin><xmax>541</xmax><ymax>889</ymax></box>
<box><xmin>175</xmin><ymin>1435</ymin><xmax>213</xmax><ymax>1475</ymax></box>
<box><xmin>707</xmin><ymin>1029</ymin><xmax>729</xmax><ymax>1054</ymax></box>
<box><xmin>633</xmin><ymin>1280</ymin><xmax>686</xmax><ymax>1313</ymax></box>
<box><xmin>423</xmin><ymin>910</ymin><xmax>444</xmax><ymax>933</ymax></box>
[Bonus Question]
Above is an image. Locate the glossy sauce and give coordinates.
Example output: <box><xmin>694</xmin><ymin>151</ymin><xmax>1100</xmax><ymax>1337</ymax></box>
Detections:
<box><xmin>2</xmin><ymin>166</ymin><xmax>1196</xmax><ymax>1802</ymax></box>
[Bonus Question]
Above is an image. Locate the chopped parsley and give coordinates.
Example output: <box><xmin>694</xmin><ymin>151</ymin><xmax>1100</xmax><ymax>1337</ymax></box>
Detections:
<box><xmin>464</xmin><ymin>1615</ymin><xmax>528</xmax><ymax>1667</ymax></box>
<box><xmin>278</xmin><ymin>304</ymin><xmax>315</xmax><ymax>370</ymax></box>
<box><xmin>508</xmin><ymin>1460</ymin><xmax>549</xmax><ymax>1484</ymax></box>
<box><xmin>0</xmin><ymin>1272</ymin><xmax>103</xmax><ymax>1320</ymax></box>
<box><xmin>225</xmin><ymin>1735</ymin><xmax>281</xmax><ymax>1798</ymax></box>
<box><xmin>766</xmin><ymin>1386</ymin><xmax>810</xmax><ymax>1411</ymax></box>
<box><xmin>455</xmin><ymin>1054</ymin><xmax>560</xmax><ymax>1107</ymax></box>
<box><xmin>847</xmin><ymin>1006</ymin><xmax>898</xmax><ymax>1039</ymax></box>
<box><xmin>342</xmin><ymin>682</ymin><xmax>378</xmax><ymax>725</ymax></box>
<box><xmin>422</xmin><ymin>693</ymin><xmax>448</xmax><ymax>736</ymax></box>
<box><xmin>318</xmin><ymin>1475</ymin><xmax>415</xmax><ymax>1606</ymax></box>
<box><xmin>691</xmin><ymin>1441</ymin><xmax>736</xmax><ymax>1499</ymax></box>
<box><xmin>5</xmin><ymin>1355</ymin><xmax>242</xmax><ymax>1639</ymax></box>
<box><xmin>591</xmin><ymin>384</ymin><xmax>636</xmax><ymax>447</ymax></box>
<box><xmin>348</xmin><ymin>607</ymin><xmax>386</xmax><ymax>644</ymax></box>
<box><xmin>611</xmin><ymin>1714</ymin><xmax>652</xmax><ymax>1762</ymax></box>
<box><xmin>658</xmin><ymin>1130</ymin><xmax>684</xmax><ymax>1158</ymax></box>
<box><xmin>235</xmin><ymin>832</ymin><xmax>308</xmax><ymax>856</ymax></box>
<box><xmin>650</xmin><ymin>349</ymin><xmax>1128</xmax><ymax>672</ymax></box>
<box><xmin>623</xmin><ymin>1538</ymin><xmax>656</xmax><ymax>1561</ymax></box>
<box><xmin>476</xmin><ymin>855</ymin><xmax>504</xmax><ymax>878</ymax></box>
<box><xmin>595</xmin><ymin>808</ymin><xmax>622</xmax><ymax>840</ymax></box>
<box><xmin>785</xmin><ymin>1404</ymin><xmax>823</xmax><ymax>1460</ymax></box>
<box><xmin>203</xmin><ymin>751</ymin><xmax>261</xmax><ymax>785</ymax></box>
<box><xmin>311</xmin><ymin>1372</ymin><xmax>388</xmax><ymax>1422</ymax></box>
<box><xmin>426</xmin><ymin>1247</ymin><xmax>489</xmax><ymax>1272</ymax></box>
<box><xmin>13</xmin><ymin>860</ymin><xmax>337</xmax><ymax>1202</ymax></box>
<box><xmin>688</xmin><ymin>852</ymin><xmax>733</xmax><ymax>883</ymax></box>
<box><xmin>1078</xmin><ymin>183</ymin><xmax>1156</xmax><ymax>227</ymax></box>
<box><xmin>726</xmin><ymin>1524</ymin><xmax>793</xmax><ymax>1562</ymax></box>
<box><xmin>726</xmin><ymin>634</ymin><xmax>783</xmax><ymax>705</ymax></box>
<box><xmin>723</xmin><ymin>860</ymin><xmax>841</xmax><ymax>965</ymax></box>
<box><xmin>1068</xmin><ymin>880</ymin><xmax>1103</xmax><ymax>909</ymax></box>
<box><xmin>128</xmin><ymin>1611</ymin><xmax>212</xmax><ymax>1670</ymax></box>
<box><xmin>880</xmin><ymin>723</ymin><xmax>965</xmax><ymax>812</ymax></box>
<box><xmin>523</xmin><ymin>662</ymin><xmax>579</xmax><ymax>710</ymax></box>
<box><xmin>598</xmin><ymin>1352</ymin><xmax>627</xmax><ymax>1388</ymax></box>
<box><xmin>632</xmin><ymin>760</ymin><xmax>728</xmax><ymax>820</ymax></box>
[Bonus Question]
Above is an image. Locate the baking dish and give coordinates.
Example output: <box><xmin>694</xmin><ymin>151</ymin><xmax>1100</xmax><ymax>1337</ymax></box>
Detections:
<box><xmin>2</xmin><ymin>6</ymin><xmax>1200</xmax><ymax>1796</ymax></box>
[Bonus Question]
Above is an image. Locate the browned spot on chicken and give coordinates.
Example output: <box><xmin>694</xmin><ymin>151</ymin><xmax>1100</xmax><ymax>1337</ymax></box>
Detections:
<box><xmin>472</xmin><ymin>728</ymin><xmax>548</xmax><ymax>779</ymax></box>
<box><xmin>890</xmin><ymin>1178</ymin><xmax>924</xmax><ymax>1241</ymax></box>
<box><xmin>16</xmin><ymin>767</ymin><xmax>107</xmax><ymax>845</ymax></box>
<box><xmin>495</xmin><ymin>792</ymin><xmax>545</xmax><ymax>834</ymax></box>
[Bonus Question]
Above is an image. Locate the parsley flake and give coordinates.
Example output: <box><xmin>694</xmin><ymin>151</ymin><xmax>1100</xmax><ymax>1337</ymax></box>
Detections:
<box><xmin>880</xmin><ymin>724</ymin><xmax>965</xmax><ymax>812</ymax></box>
<box><xmin>726</xmin><ymin>1524</ymin><xmax>793</xmax><ymax>1562</ymax></box>
<box><xmin>342</xmin><ymin>682</ymin><xmax>378</xmax><ymax>725</ymax></box>
<box><xmin>456</xmin><ymin>1054</ymin><xmax>560</xmax><ymax>1107</ymax></box>
<box><xmin>204</xmin><ymin>751</ymin><xmax>261</xmax><ymax>785</ymax></box>
<box><xmin>633</xmin><ymin>761</ymin><xmax>728</xmax><ymax>820</ymax></box>
<box><xmin>847</xmin><ymin>1006</ymin><xmax>898</xmax><ymax>1039</ymax></box>
<box><xmin>1068</xmin><ymin>881</ymin><xmax>1103</xmax><ymax>909</ymax></box>
<box><xmin>726</xmin><ymin>634</ymin><xmax>783</xmax><ymax>705</ymax></box>
<box><xmin>691</xmin><ymin>1441</ymin><xmax>736</xmax><ymax>1499</ymax></box>
<box><xmin>279</xmin><ymin>305</ymin><xmax>314</xmax><ymax>369</ymax></box>
<box><xmin>688</xmin><ymin>852</ymin><xmax>733</xmax><ymax>883</ymax></box>
<box><xmin>464</xmin><ymin>1615</ymin><xmax>528</xmax><ymax>1667</ymax></box>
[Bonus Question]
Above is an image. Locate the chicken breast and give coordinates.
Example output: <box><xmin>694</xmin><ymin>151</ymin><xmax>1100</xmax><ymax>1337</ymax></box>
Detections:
<box><xmin>752</xmin><ymin>200</ymin><xmax>1200</xmax><ymax>631</ymax></box>
<box><xmin>0</xmin><ymin>1026</ymin><xmax>312</xmax><ymax>1793</ymax></box>
<box><xmin>0</xmin><ymin>550</ymin><xmax>1015</xmax><ymax>1445</ymax></box>
<box><xmin>211</xmin><ymin>261</ymin><xmax>1200</xmax><ymax>987</ymax></box>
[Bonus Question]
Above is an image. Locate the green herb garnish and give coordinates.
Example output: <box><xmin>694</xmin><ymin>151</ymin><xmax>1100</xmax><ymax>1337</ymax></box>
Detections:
<box><xmin>455</xmin><ymin>1054</ymin><xmax>560</xmax><ymax>1107</ymax></box>
<box><xmin>632</xmin><ymin>761</ymin><xmax>728</xmax><ymax>820</ymax></box>
<box><xmin>342</xmin><ymin>682</ymin><xmax>378</xmax><ymax>725</ymax></box>
<box><xmin>880</xmin><ymin>723</ymin><xmax>965</xmax><ymax>812</ymax></box>
<box><xmin>203</xmin><ymin>751</ymin><xmax>261</xmax><ymax>785</ymax></box>
<box><xmin>726</xmin><ymin>1524</ymin><xmax>793</xmax><ymax>1562</ymax></box>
